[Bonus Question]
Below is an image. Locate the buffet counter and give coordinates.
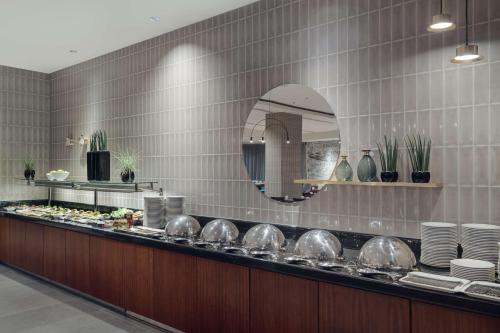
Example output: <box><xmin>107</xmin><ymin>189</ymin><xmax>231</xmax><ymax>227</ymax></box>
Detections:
<box><xmin>0</xmin><ymin>203</ymin><xmax>499</xmax><ymax>333</ymax></box>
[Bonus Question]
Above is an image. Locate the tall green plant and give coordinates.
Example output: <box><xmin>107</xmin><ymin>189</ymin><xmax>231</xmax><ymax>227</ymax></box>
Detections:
<box><xmin>405</xmin><ymin>133</ymin><xmax>431</xmax><ymax>172</ymax></box>
<box><xmin>23</xmin><ymin>158</ymin><xmax>35</xmax><ymax>171</ymax></box>
<box><xmin>115</xmin><ymin>150</ymin><xmax>138</xmax><ymax>173</ymax></box>
<box><xmin>376</xmin><ymin>136</ymin><xmax>398</xmax><ymax>172</ymax></box>
<box><xmin>90</xmin><ymin>130</ymin><xmax>108</xmax><ymax>151</ymax></box>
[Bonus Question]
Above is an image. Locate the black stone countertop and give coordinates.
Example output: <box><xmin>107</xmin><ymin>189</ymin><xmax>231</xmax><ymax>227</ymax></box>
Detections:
<box><xmin>1</xmin><ymin>203</ymin><xmax>499</xmax><ymax>318</ymax></box>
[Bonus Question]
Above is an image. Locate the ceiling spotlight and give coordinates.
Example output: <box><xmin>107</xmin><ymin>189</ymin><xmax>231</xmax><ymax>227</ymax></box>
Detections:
<box><xmin>249</xmin><ymin>137</ymin><xmax>253</xmax><ymax>144</ymax></box>
<box><xmin>428</xmin><ymin>1</ymin><xmax>455</xmax><ymax>32</ymax></box>
<box><xmin>286</xmin><ymin>138</ymin><xmax>290</xmax><ymax>144</ymax></box>
<box><xmin>149</xmin><ymin>16</ymin><xmax>160</xmax><ymax>23</ymax></box>
<box><xmin>451</xmin><ymin>0</ymin><xmax>482</xmax><ymax>64</ymax></box>
<box><xmin>260</xmin><ymin>137</ymin><xmax>265</xmax><ymax>143</ymax></box>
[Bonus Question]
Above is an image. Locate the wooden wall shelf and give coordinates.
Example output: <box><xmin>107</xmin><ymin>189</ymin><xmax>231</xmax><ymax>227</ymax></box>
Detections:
<box><xmin>294</xmin><ymin>180</ymin><xmax>443</xmax><ymax>188</ymax></box>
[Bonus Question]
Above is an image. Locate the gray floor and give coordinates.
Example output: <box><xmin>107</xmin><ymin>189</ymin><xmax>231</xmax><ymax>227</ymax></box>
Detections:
<box><xmin>0</xmin><ymin>264</ymin><xmax>164</xmax><ymax>333</ymax></box>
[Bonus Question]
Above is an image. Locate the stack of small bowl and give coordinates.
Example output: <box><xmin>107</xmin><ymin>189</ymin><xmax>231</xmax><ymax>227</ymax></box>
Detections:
<box><xmin>450</xmin><ymin>258</ymin><xmax>496</xmax><ymax>282</ymax></box>
<box><xmin>144</xmin><ymin>197</ymin><xmax>164</xmax><ymax>229</ymax></box>
<box><xmin>420</xmin><ymin>222</ymin><xmax>457</xmax><ymax>268</ymax></box>
<box><xmin>166</xmin><ymin>196</ymin><xmax>184</xmax><ymax>216</ymax></box>
<box><xmin>461</xmin><ymin>224</ymin><xmax>500</xmax><ymax>266</ymax></box>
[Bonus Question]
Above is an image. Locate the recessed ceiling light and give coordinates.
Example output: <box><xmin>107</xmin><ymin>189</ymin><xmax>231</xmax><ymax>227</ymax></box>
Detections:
<box><xmin>149</xmin><ymin>16</ymin><xmax>160</xmax><ymax>23</ymax></box>
<box><xmin>69</xmin><ymin>50</ymin><xmax>78</xmax><ymax>54</ymax></box>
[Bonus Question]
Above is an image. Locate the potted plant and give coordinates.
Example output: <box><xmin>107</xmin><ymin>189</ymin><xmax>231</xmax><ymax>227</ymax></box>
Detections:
<box><xmin>115</xmin><ymin>150</ymin><xmax>138</xmax><ymax>183</ymax></box>
<box><xmin>377</xmin><ymin>136</ymin><xmax>398</xmax><ymax>182</ymax></box>
<box><xmin>405</xmin><ymin>133</ymin><xmax>431</xmax><ymax>183</ymax></box>
<box><xmin>87</xmin><ymin>130</ymin><xmax>110</xmax><ymax>181</ymax></box>
<box><xmin>23</xmin><ymin>158</ymin><xmax>35</xmax><ymax>180</ymax></box>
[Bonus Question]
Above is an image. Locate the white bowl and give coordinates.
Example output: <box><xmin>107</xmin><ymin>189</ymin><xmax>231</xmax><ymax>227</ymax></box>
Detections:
<box><xmin>46</xmin><ymin>173</ymin><xmax>56</xmax><ymax>181</ymax></box>
<box><xmin>49</xmin><ymin>171</ymin><xmax>69</xmax><ymax>181</ymax></box>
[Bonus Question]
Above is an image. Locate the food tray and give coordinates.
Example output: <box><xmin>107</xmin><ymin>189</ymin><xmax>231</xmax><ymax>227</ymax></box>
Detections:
<box><xmin>399</xmin><ymin>272</ymin><xmax>470</xmax><ymax>293</ymax></box>
<box><xmin>114</xmin><ymin>226</ymin><xmax>164</xmax><ymax>239</ymax></box>
<box><xmin>459</xmin><ymin>281</ymin><xmax>500</xmax><ymax>302</ymax></box>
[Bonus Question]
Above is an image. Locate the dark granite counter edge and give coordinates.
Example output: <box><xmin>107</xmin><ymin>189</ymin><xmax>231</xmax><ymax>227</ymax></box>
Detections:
<box><xmin>1</xmin><ymin>211</ymin><xmax>499</xmax><ymax>318</ymax></box>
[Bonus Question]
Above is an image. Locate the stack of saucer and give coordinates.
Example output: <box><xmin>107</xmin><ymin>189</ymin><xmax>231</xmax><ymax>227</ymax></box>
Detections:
<box><xmin>450</xmin><ymin>259</ymin><xmax>496</xmax><ymax>282</ymax></box>
<box><xmin>144</xmin><ymin>197</ymin><xmax>164</xmax><ymax>229</ymax></box>
<box><xmin>461</xmin><ymin>224</ymin><xmax>500</xmax><ymax>266</ymax></box>
<box><xmin>420</xmin><ymin>222</ymin><xmax>457</xmax><ymax>268</ymax></box>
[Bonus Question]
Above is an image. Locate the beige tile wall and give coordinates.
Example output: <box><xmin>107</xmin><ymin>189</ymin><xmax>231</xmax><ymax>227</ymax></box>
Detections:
<box><xmin>0</xmin><ymin>65</ymin><xmax>50</xmax><ymax>201</ymax></box>
<box><xmin>49</xmin><ymin>0</ymin><xmax>500</xmax><ymax>238</ymax></box>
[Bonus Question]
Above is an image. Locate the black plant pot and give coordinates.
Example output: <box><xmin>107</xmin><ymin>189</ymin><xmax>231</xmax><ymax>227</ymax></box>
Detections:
<box><xmin>87</xmin><ymin>152</ymin><xmax>95</xmax><ymax>181</ymax></box>
<box><xmin>30</xmin><ymin>170</ymin><xmax>35</xmax><ymax>180</ymax></box>
<box><xmin>120</xmin><ymin>171</ymin><xmax>135</xmax><ymax>183</ymax></box>
<box><xmin>381</xmin><ymin>171</ymin><xmax>398</xmax><ymax>182</ymax></box>
<box><xmin>411</xmin><ymin>171</ymin><xmax>430</xmax><ymax>183</ymax></box>
<box><xmin>24</xmin><ymin>169</ymin><xmax>31</xmax><ymax>180</ymax></box>
<box><xmin>87</xmin><ymin>151</ymin><xmax>110</xmax><ymax>181</ymax></box>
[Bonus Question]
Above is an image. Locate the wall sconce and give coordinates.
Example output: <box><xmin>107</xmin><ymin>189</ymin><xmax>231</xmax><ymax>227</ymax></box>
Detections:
<box><xmin>65</xmin><ymin>134</ymin><xmax>88</xmax><ymax>147</ymax></box>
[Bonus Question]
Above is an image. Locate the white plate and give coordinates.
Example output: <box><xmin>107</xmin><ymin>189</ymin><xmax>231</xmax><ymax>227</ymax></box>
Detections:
<box><xmin>422</xmin><ymin>222</ymin><xmax>457</xmax><ymax>228</ymax></box>
<box><xmin>462</xmin><ymin>223</ymin><xmax>500</xmax><ymax>230</ymax></box>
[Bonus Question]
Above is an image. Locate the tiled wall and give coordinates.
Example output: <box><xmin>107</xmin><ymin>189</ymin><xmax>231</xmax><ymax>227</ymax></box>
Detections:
<box><xmin>0</xmin><ymin>65</ymin><xmax>50</xmax><ymax>201</ymax></box>
<box><xmin>49</xmin><ymin>0</ymin><xmax>500</xmax><ymax>238</ymax></box>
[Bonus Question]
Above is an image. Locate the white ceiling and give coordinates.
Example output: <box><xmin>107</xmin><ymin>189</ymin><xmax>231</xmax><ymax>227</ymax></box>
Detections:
<box><xmin>0</xmin><ymin>0</ymin><xmax>257</xmax><ymax>73</ymax></box>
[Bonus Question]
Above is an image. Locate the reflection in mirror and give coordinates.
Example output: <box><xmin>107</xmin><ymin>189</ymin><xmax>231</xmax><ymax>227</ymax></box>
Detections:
<box><xmin>242</xmin><ymin>84</ymin><xmax>341</xmax><ymax>204</ymax></box>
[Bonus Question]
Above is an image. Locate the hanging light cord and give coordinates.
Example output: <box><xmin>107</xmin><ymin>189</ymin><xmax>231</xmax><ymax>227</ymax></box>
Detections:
<box><xmin>440</xmin><ymin>0</ymin><xmax>443</xmax><ymax>14</ymax></box>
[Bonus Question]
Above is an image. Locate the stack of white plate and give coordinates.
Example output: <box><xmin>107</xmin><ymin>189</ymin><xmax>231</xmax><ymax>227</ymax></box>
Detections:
<box><xmin>420</xmin><ymin>222</ymin><xmax>457</xmax><ymax>268</ymax></box>
<box><xmin>461</xmin><ymin>224</ymin><xmax>500</xmax><ymax>266</ymax></box>
<box><xmin>450</xmin><ymin>259</ymin><xmax>496</xmax><ymax>282</ymax></box>
<box><xmin>498</xmin><ymin>242</ymin><xmax>500</xmax><ymax>276</ymax></box>
<box><xmin>166</xmin><ymin>196</ymin><xmax>184</xmax><ymax>216</ymax></box>
<box><xmin>144</xmin><ymin>197</ymin><xmax>165</xmax><ymax>229</ymax></box>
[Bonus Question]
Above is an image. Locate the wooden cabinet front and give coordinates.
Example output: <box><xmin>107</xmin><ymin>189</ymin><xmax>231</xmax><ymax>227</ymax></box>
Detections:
<box><xmin>8</xmin><ymin>218</ymin><xmax>26</xmax><ymax>268</ymax></box>
<box><xmin>153</xmin><ymin>249</ymin><xmax>197</xmax><ymax>333</ymax></box>
<box><xmin>24</xmin><ymin>222</ymin><xmax>44</xmax><ymax>275</ymax></box>
<box><xmin>196</xmin><ymin>257</ymin><xmax>249</xmax><ymax>333</ymax></box>
<box><xmin>43</xmin><ymin>226</ymin><xmax>66</xmax><ymax>283</ymax></box>
<box><xmin>412</xmin><ymin>302</ymin><xmax>500</xmax><ymax>333</ymax></box>
<box><xmin>123</xmin><ymin>243</ymin><xmax>153</xmax><ymax>318</ymax></box>
<box><xmin>89</xmin><ymin>236</ymin><xmax>124</xmax><ymax>308</ymax></box>
<box><xmin>65</xmin><ymin>230</ymin><xmax>90</xmax><ymax>293</ymax></box>
<box><xmin>250</xmin><ymin>269</ymin><xmax>318</xmax><ymax>333</ymax></box>
<box><xmin>0</xmin><ymin>217</ymin><xmax>10</xmax><ymax>263</ymax></box>
<box><xmin>319</xmin><ymin>283</ymin><xmax>410</xmax><ymax>333</ymax></box>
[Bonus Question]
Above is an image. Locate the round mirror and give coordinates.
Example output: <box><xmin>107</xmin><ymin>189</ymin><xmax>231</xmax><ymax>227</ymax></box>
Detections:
<box><xmin>242</xmin><ymin>84</ymin><xmax>341</xmax><ymax>204</ymax></box>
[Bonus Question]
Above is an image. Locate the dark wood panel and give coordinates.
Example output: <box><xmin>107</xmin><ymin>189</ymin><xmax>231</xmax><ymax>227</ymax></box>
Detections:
<box><xmin>0</xmin><ymin>217</ymin><xmax>10</xmax><ymax>263</ymax></box>
<box><xmin>8</xmin><ymin>218</ymin><xmax>26</xmax><ymax>268</ymax></box>
<box><xmin>153</xmin><ymin>249</ymin><xmax>197</xmax><ymax>333</ymax></box>
<box><xmin>43</xmin><ymin>226</ymin><xmax>66</xmax><ymax>283</ymax></box>
<box><xmin>412</xmin><ymin>302</ymin><xmax>500</xmax><ymax>333</ymax></box>
<box><xmin>196</xmin><ymin>257</ymin><xmax>249</xmax><ymax>333</ymax></box>
<box><xmin>319</xmin><ymin>282</ymin><xmax>410</xmax><ymax>333</ymax></box>
<box><xmin>24</xmin><ymin>223</ymin><xmax>44</xmax><ymax>275</ymax></box>
<box><xmin>89</xmin><ymin>236</ymin><xmax>124</xmax><ymax>308</ymax></box>
<box><xmin>250</xmin><ymin>268</ymin><xmax>318</xmax><ymax>333</ymax></box>
<box><xmin>65</xmin><ymin>230</ymin><xmax>90</xmax><ymax>293</ymax></box>
<box><xmin>123</xmin><ymin>243</ymin><xmax>153</xmax><ymax>318</ymax></box>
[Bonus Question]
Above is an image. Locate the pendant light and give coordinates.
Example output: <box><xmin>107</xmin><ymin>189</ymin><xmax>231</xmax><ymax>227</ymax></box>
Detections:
<box><xmin>428</xmin><ymin>0</ymin><xmax>455</xmax><ymax>32</ymax></box>
<box><xmin>451</xmin><ymin>0</ymin><xmax>482</xmax><ymax>64</ymax></box>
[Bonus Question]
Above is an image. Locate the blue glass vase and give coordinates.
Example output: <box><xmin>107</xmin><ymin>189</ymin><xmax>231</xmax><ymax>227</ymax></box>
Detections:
<box><xmin>357</xmin><ymin>150</ymin><xmax>378</xmax><ymax>182</ymax></box>
<box><xmin>334</xmin><ymin>156</ymin><xmax>353</xmax><ymax>181</ymax></box>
